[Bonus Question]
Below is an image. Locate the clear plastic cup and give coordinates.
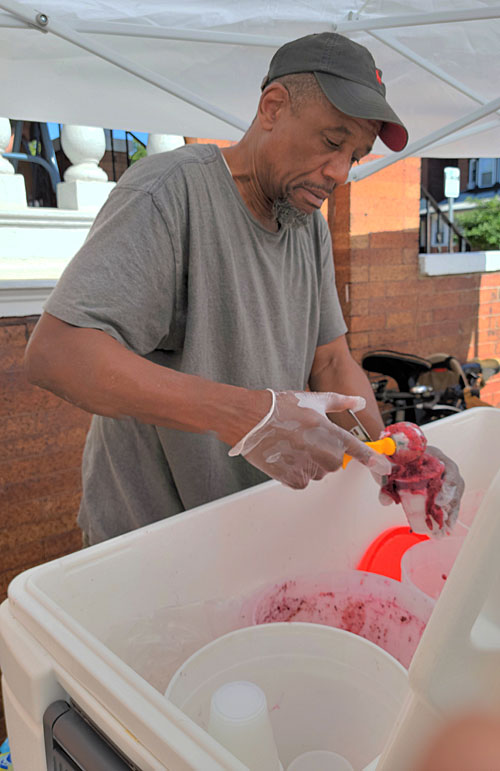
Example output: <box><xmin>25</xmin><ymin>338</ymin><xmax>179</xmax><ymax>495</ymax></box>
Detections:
<box><xmin>400</xmin><ymin>536</ymin><xmax>465</xmax><ymax>600</ymax></box>
<box><xmin>287</xmin><ymin>749</ymin><xmax>354</xmax><ymax>770</ymax></box>
<box><xmin>207</xmin><ymin>680</ymin><xmax>282</xmax><ymax>771</ymax></box>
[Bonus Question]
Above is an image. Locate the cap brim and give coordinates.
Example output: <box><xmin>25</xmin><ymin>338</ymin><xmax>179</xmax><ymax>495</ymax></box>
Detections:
<box><xmin>315</xmin><ymin>71</ymin><xmax>408</xmax><ymax>152</ymax></box>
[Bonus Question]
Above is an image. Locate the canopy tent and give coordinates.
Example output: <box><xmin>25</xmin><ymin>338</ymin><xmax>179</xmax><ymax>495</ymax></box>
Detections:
<box><xmin>1</xmin><ymin>0</ymin><xmax>500</xmax><ymax>181</ymax></box>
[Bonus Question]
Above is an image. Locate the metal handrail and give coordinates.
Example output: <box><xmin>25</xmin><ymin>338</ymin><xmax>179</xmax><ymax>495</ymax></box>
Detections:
<box><xmin>420</xmin><ymin>185</ymin><xmax>472</xmax><ymax>253</ymax></box>
<box><xmin>3</xmin><ymin>152</ymin><xmax>61</xmax><ymax>193</ymax></box>
<box><xmin>3</xmin><ymin>119</ymin><xmax>61</xmax><ymax>195</ymax></box>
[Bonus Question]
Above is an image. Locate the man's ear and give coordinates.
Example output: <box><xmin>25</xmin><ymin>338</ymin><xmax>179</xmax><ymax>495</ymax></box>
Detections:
<box><xmin>257</xmin><ymin>82</ymin><xmax>291</xmax><ymax>130</ymax></box>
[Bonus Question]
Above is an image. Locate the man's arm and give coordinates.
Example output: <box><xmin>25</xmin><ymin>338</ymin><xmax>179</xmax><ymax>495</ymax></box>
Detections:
<box><xmin>25</xmin><ymin>312</ymin><xmax>270</xmax><ymax>447</ymax></box>
<box><xmin>309</xmin><ymin>334</ymin><xmax>384</xmax><ymax>440</ymax></box>
<box><xmin>26</xmin><ymin>313</ymin><xmax>388</xmax><ymax>489</ymax></box>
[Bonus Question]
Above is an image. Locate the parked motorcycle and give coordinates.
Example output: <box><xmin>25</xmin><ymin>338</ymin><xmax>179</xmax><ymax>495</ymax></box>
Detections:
<box><xmin>362</xmin><ymin>349</ymin><xmax>500</xmax><ymax>426</ymax></box>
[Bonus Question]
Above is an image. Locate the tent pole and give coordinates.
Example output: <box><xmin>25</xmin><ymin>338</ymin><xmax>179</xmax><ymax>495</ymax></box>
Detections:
<box><xmin>76</xmin><ymin>22</ymin><xmax>289</xmax><ymax>47</ymax></box>
<box><xmin>4</xmin><ymin>7</ymin><xmax>500</xmax><ymax>44</ymax></box>
<box><xmin>336</xmin><ymin>6</ymin><xmax>500</xmax><ymax>33</ymax></box>
<box><xmin>350</xmin><ymin>93</ymin><xmax>500</xmax><ymax>182</ymax></box>
<box><xmin>370</xmin><ymin>30</ymin><xmax>500</xmax><ymax>121</ymax></box>
<box><xmin>0</xmin><ymin>0</ymin><xmax>248</xmax><ymax>134</ymax></box>
<box><xmin>423</xmin><ymin>120</ymin><xmax>500</xmax><ymax>152</ymax></box>
<box><xmin>46</xmin><ymin>7</ymin><xmax>500</xmax><ymax>44</ymax></box>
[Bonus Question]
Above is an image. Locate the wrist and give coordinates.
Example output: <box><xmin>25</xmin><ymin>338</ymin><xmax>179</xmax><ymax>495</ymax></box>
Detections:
<box><xmin>216</xmin><ymin>387</ymin><xmax>274</xmax><ymax>447</ymax></box>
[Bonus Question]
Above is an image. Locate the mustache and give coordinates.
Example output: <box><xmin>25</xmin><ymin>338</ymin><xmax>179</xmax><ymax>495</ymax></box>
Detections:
<box><xmin>293</xmin><ymin>181</ymin><xmax>336</xmax><ymax>197</ymax></box>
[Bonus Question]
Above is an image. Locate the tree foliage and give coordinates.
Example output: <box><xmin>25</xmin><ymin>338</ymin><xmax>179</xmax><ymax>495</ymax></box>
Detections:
<box><xmin>455</xmin><ymin>197</ymin><xmax>500</xmax><ymax>250</ymax></box>
<box><xmin>130</xmin><ymin>139</ymin><xmax>147</xmax><ymax>164</ymax></box>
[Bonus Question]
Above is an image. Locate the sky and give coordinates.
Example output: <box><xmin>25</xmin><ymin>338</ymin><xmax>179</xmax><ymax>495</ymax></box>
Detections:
<box><xmin>47</xmin><ymin>122</ymin><xmax>149</xmax><ymax>149</ymax></box>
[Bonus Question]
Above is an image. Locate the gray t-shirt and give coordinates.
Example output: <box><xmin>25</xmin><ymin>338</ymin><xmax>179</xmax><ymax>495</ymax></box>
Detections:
<box><xmin>46</xmin><ymin>144</ymin><xmax>347</xmax><ymax>543</ymax></box>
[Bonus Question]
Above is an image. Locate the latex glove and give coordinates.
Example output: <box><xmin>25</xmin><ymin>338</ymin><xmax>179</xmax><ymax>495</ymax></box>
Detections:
<box><xmin>229</xmin><ymin>389</ymin><xmax>392</xmax><ymax>490</ymax></box>
<box><xmin>379</xmin><ymin>444</ymin><xmax>464</xmax><ymax>535</ymax></box>
<box><xmin>425</xmin><ymin>445</ymin><xmax>465</xmax><ymax>531</ymax></box>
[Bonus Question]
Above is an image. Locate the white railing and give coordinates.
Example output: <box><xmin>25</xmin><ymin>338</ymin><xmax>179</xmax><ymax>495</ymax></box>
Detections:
<box><xmin>0</xmin><ymin>119</ymin><xmax>184</xmax><ymax>316</ymax></box>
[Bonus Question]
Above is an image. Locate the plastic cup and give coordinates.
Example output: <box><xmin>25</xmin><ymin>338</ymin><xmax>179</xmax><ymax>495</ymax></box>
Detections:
<box><xmin>400</xmin><ymin>536</ymin><xmax>465</xmax><ymax>600</ymax></box>
<box><xmin>287</xmin><ymin>749</ymin><xmax>354</xmax><ymax>770</ymax></box>
<box><xmin>207</xmin><ymin>680</ymin><xmax>282</xmax><ymax>771</ymax></box>
<box><xmin>395</xmin><ymin>453</ymin><xmax>446</xmax><ymax>535</ymax></box>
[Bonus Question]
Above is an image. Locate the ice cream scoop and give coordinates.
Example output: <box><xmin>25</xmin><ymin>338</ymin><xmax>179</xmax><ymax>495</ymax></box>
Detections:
<box><xmin>342</xmin><ymin>436</ymin><xmax>397</xmax><ymax>468</ymax></box>
<box><xmin>342</xmin><ymin>422</ymin><xmax>427</xmax><ymax>468</ymax></box>
<box><xmin>381</xmin><ymin>422</ymin><xmax>427</xmax><ymax>464</ymax></box>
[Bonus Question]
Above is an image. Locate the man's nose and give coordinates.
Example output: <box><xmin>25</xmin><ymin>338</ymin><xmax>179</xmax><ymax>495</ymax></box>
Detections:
<box><xmin>322</xmin><ymin>155</ymin><xmax>352</xmax><ymax>186</ymax></box>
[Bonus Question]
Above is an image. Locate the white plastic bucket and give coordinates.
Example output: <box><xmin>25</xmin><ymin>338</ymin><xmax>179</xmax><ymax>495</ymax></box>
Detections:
<box><xmin>243</xmin><ymin>570</ymin><xmax>434</xmax><ymax>669</ymax></box>
<box><xmin>400</xmin><ymin>536</ymin><xmax>465</xmax><ymax>600</ymax></box>
<box><xmin>165</xmin><ymin>622</ymin><xmax>408</xmax><ymax>770</ymax></box>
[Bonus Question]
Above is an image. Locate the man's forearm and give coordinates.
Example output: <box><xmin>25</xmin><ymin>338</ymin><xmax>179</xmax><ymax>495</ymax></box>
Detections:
<box><xmin>309</xmin><ymin>339</ymin><xmax>384</xmax><ymax>440</ymax></box>
<box><xmin>25</xmin><ymin>313</ymin><xmax>271</xmax><ymax>447</ymax></box>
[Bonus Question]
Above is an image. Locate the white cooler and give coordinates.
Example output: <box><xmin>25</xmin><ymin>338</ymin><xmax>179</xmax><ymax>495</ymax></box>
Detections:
<box><xmin>1</xmin><ymin>408</ymin><xmax>499</xmax><ymax>770</ymax></box>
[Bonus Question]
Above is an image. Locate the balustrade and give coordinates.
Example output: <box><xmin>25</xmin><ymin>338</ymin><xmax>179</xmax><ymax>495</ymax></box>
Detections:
<box><xmin>0</xmin><ymin>117</ymin><xmax>28</xmax><ymax>209</ymax></box>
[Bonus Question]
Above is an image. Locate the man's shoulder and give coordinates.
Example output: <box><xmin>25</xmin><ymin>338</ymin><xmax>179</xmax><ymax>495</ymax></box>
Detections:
<box><xmin>115</xmin><ymin>143</ymin><xmax>222</xmax><ymax>195</ymax></box>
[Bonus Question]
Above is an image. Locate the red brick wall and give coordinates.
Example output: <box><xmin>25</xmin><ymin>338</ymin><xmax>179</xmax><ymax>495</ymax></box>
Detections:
<box><xmin>0</xmin><ymin>316</ymin><xmax>90</xmax><ymax>602</ymax></box>
<box><xmin>474</xmin><ymin>274</ymin><xmax>500</xmax><ymax>404</ymax></box>
<box><xmin>0</xmin><ymin>315</ymin><xmax>91</xmax><ymax>736</ymax></box>
<box><xmin>329</xmin><ymin>156</ymin><xmax>500</xmax><ymax>406</ymax></box>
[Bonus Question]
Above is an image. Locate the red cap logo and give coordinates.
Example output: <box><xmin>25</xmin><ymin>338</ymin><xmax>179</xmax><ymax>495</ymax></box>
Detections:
<box><xmin>375</xmin><ymin>68</ymin><xmax>383</xmax><ymax>85</ymax></box>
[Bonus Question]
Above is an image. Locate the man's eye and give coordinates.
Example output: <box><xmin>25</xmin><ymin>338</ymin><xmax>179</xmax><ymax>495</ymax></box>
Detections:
<box><xmin>325</xmin><ymin>139</ymin><xmax>340</xmax><ymax>149</ymax></box>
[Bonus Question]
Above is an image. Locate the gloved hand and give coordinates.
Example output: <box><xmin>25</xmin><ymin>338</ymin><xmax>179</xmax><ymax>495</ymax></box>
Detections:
<box><xmin>229</xmin><ymin>389</ymin><xmax>392</xmax><ymax>490</ymax></box>
<box><xmin>424</xmin><ymin>445</ymin><xmax>465</xmax><ymax>531</ymax></box>
<box><xmin>379</xmin><ymin>442</ymin><xmax>465</xmax><ymax>535</ymax></box>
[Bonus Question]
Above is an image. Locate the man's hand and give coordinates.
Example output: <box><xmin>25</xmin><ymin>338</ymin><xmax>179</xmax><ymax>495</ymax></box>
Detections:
<box><xmin>229</xmin><ymin>390</ymin><xmax>391</xmax><ymax>490</ymax></box>
<box><xmin>379</xmin><ymin>442</ymin><xmax>465</xmax><ymax>535</ymax></box>
<box><xmin>425</xmin><ymin>445</ymin><xmax>465</xmax><ymax>531</ymax></box>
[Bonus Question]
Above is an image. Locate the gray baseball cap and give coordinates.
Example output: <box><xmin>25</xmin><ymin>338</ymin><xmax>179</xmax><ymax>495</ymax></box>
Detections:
<box><xmin>261</xmin><ymin>32</ymin><xmax>408</xmax><ymax>152</ymax></box>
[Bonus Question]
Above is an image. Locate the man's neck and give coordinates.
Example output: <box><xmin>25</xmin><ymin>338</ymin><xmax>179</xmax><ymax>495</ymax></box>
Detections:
<box><xmin>221</xmin><ymin>144</ymin><xmax>278</xmax><ymax>232</ymax></box>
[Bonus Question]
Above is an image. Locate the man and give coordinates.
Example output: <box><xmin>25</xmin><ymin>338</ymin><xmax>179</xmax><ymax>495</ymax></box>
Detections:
<box><xmin>25</xmin><ymin>33</ymin><xmax>462</xmax><ymax>544</ymax></box>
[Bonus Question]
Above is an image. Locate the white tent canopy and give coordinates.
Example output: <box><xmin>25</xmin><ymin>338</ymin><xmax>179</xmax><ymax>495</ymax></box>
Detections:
<box><xmin>2</xmin><ymin>0</ymin><xmax>500</xmax><ymax>180</ymax></box>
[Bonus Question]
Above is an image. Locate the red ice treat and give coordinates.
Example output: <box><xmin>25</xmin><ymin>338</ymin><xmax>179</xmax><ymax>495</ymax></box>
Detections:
<box><xmin>380</xmin><ymin>422</ymin><xmax>448</xmax><ymax>534</ymax></box>
<box><xmin>381</xmin><ymin>422</ymin><xmax>427</xmax><ymax>464</ymax></box>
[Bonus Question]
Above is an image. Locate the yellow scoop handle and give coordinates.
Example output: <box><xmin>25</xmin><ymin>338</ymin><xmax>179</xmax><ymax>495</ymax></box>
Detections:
<box><xmin>342</xmin><ymin>436</ymin><xmax>396</xmax><ymax>469</ymax></box>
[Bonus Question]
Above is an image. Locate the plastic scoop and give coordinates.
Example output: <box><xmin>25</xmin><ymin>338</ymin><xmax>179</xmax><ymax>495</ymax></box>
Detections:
<box><xmin>342</xmin><ymin>437</ymin><xmax>396</xmax><ymax>468</ymax></box>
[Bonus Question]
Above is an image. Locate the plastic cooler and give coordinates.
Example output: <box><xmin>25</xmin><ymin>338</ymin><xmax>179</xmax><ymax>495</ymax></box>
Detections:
<box><xmin>0</xmin><ymin>408</ymin><xmax>499</xmax><ymax>770</ymax></box>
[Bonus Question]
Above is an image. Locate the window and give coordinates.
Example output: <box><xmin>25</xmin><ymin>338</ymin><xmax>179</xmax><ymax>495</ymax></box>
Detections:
<box><xmin>467</xmin><ymin>159</ymin><xmax>478</xmax><ymax>189</ymax></box>
<box><xmin>477</xmin><ymin>158</ymin><xmax>496</xmax><ymax>189</ymax></box>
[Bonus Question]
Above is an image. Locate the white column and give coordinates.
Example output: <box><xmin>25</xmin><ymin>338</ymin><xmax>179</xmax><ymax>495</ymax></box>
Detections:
<box><xmin>146</xmin><ymin>134</ymin><xmax>185</xmax><ymax>155</ymax></box>
<box><xmin>57</xmin><ymin>125</ymin><xmax>115</xmax><ymax>211</ymax></box>
<box><xmin>0</xmin><ymin>118</ymin><xmax>27</xmax><ymax>209</ymax></box>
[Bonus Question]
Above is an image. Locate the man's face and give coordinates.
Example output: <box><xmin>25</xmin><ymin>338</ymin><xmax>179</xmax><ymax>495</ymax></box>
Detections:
<box><xmin>262</xmin><ymin>89</ymin><xmax>380</xmax><ymax>226</ymax></box>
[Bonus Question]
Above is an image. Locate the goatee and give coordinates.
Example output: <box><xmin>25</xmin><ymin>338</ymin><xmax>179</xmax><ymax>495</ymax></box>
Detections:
<box><xmin>272</xmin><ymin>198</ymin><xmax>311</xmax><ymax>230</ymax></box>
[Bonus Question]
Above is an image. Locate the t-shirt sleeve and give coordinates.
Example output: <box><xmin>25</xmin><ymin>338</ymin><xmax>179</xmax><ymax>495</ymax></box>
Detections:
<box><xmin>44</xmin><ymin>186</ymin><xmax>179</xmax><ymax>355</ymax></box>
<box><xmin>316</xmin><ymin>217</ymin><xmax>348</xmax><ymax>346</ymax></box>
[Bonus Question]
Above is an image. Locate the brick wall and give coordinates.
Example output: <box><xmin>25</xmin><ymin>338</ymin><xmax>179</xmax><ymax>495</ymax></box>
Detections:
<box><xmin>0</xmin><ymin>316</ymin><xmax>90</xmax><ymax>599</ymax></box>
<box><xmin>1</xmin><ymin>315</ymin><xmax>92</xmax><ymax>736</ymax></box>
<box><xmin>329</xmin><ymin>155</ymin><xmax>500</xmax><ymax>406</ymax></box>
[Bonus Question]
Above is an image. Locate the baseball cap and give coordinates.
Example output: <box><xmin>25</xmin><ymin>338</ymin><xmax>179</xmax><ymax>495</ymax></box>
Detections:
<box><xmin>261</xmin><ymin>32</ymin><xmax>408</xmax><ymax>152</ymax></box>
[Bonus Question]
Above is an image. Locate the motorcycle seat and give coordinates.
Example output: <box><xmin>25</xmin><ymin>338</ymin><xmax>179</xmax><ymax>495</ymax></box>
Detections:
<box><xmin>362</xmin><ymin>349</ymin><xmax>432</xmax><ymax>392</ymax></box>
